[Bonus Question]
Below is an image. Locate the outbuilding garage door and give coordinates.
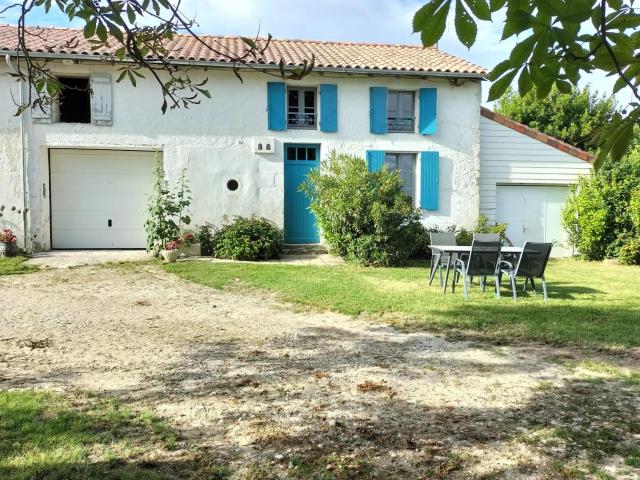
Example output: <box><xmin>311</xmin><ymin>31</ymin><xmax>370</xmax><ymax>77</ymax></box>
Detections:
<box><xmin>50</xmin><ymin>149</ymin><xmax>155</xmax><ymax>249</ymax></box>
<box><xmin>496</xmin><ymin>185</ymin><xmax>572</xmax><ymax>257</ymax></box>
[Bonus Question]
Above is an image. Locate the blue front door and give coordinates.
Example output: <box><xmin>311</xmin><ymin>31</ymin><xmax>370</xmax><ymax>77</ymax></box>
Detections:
<box><xmin>284</xmin><ymin>144</ymin><xmax>320</xmax><ymax>244</ymax></box>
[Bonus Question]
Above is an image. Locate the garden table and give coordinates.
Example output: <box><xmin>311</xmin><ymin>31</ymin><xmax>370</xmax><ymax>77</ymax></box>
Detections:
<box><xmin>429</xmin><ymin>245</ymin><xmax>524</xmax><ymax>293</ymax></box>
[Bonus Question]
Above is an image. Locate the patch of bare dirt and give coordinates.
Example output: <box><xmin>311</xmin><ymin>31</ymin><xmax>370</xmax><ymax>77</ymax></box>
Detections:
<box><xmin>1</xmin><ymin>264</ymin><xmax>638</xmax><ymax>479</ymax></box>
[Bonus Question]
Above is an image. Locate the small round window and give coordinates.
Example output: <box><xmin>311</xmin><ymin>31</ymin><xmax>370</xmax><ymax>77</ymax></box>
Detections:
<box><xmin>227</xmin><ymin>179</ymin><xmax>239</xmax><ymax>191</ymax></box>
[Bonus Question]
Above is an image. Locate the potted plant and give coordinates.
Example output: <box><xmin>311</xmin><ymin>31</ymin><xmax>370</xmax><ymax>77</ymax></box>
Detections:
<box><xmin>160</xmin><ymin>239</ymin><xmax>182</xmax><ymax>263</ymax></box>
<box><xmin>178</xmin><ymin>230</ymin><xmax>201</xmax><ymax>257</ymax></box>
<box><xmin>0</xmin><ymin>227</ymin><xmax>17</xmax><ymax>257</ymax></box>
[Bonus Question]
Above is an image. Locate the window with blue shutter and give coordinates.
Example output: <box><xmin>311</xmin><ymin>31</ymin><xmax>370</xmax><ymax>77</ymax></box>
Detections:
<box><xmin>319</xmin><ymin>84</ymin><xmax>337</xmax><ymax>132</ymax></box>
<box><xmin>267</xmin><ymin>82</ymin><xmax>286</xmax><ymax>131</ymax></box>
<box><xmin>420</xmin><ymin>151</ymin><xmax>439</xmax><ymax>210</ymax></box>
<box><xmin>370</xmin><ymin>87</ymin><xmax>388</xmax><ymax>134</ymax></box>
<box><xmin>419</xmin><ymin>88</ymin><xmax>437</xmax><ymax>135</ymax></box>
<box><xmin>366</xmin><ymin>150</ymin><xmax>385</xmax><ymax>172</ymax></box>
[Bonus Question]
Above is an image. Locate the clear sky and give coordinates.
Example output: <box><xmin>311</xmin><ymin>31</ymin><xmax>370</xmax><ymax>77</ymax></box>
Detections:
<box><xmin>0</xmin><ymin>0</ymin><xmax>624</xmax><ymax>107</ymax></box>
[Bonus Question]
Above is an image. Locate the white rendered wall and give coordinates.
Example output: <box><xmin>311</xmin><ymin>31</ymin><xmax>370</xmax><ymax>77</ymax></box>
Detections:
<box><xmin>0</xmin><ymin>66</ymin><xmax>27</xmax><ymax>249</ymax></box>
<box><xmin>479</xmin><ymin>115</ymin><xmax>593</xmax><ymax>223</ymax></box>
<box><xmin>0</xmin><ymin>61</ymin><xmax>482</xmax><ymax>251</ymax></box>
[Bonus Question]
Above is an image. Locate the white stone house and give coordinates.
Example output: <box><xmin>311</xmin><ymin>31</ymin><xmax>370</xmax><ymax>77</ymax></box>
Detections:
<box><xmin>0</xmin><ymin>24</ymin><xmax>592</xmax><ymax>255</ymax></box>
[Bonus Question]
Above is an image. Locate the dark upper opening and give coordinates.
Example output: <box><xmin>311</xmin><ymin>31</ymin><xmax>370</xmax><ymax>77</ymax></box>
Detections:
<box><xmin>58</xmin><ymin>77</ymin><xmax>91</xmax><ymax>123</ymax></box>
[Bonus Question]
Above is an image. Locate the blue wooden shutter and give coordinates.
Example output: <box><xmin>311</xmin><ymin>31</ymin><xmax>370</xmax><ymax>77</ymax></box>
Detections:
<box><xmin>420</xmin><ymin>151</ymin><xmax>439</xmax><ymax>210</ymax></box>
<box><xmin>366</xmin><ymin>150</ymin><xmax>385</xmax><ymax>172</ymax></box>
<box><xmin>419</xmin><ymin>88</ymin><xmax>437</xmax><ymax>135</ymax></box>
<box><xmin>267</xmin><ymin>82</ymin><xmax>286</xmax><ymax>131</ymax></box>
<box><xmin>370</xmin><ymin>87</ymin><xmax>388</xmax><ymax>134</ymax></box>
<box><xmin>319</xmin><ymin>84</ymin><xmax>338</xmax><ymax>132</ymax></box>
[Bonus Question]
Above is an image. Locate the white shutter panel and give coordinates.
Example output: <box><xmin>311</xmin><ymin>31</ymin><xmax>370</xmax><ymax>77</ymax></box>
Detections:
<box><xmin>30</xmin><ymin>85</ymin><xmax>52</xmax><ymax>124</ymax></box>
<box><xmin>90</xmin><ymin>74</ymin><xmax>112</xmax><ymax>126</ymax></box>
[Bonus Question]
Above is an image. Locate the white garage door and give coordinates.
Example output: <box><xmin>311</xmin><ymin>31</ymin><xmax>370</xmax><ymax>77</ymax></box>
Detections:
<box><xmin>496</xmin><ymin>185</ymin><xmax>573</xmax><ymax>257</ymax></box>
<box><xmin>50</xmin><ymin>149</ymin><xmax>155</xmax><ymax>249</ymax></box>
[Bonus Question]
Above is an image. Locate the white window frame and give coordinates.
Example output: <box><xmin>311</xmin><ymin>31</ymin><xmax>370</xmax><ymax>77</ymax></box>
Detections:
<box><xmin>287</xmin><ymin>86</ymin><xmax>317</xmax><ymax>129</ymax></box>
<box><xmin>387</xmin><ymin>90</ymin><xmax>415</xmax><ymax>133</ymax></box>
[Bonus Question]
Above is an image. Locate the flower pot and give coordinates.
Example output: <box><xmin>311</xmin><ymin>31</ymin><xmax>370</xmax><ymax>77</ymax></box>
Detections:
<box><xmin>0</xmin><ymin>241</ymin><xmax>16</xmax><ymax>257</ymax></box>
<box><xmin>160</xmin><ymin>249</ymin><xmax>180</xmax><ymax>263</ymax></box>
<box><xmin>180</xmin><ymin>243</ymin><xmax>201</xmax><ymax>257</ymax></box>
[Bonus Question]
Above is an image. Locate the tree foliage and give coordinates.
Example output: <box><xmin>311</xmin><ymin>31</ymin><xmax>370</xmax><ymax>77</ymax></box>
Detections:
<box><xmin>4</xmin><ymin>0</ymin><xmax>313</xmax><ymax>114</ymax></box>
<box><xmin>413</xmin><ymin>0</ymin><xmax>640</xmax><ymax>163</ymax></box>
<box><xmin>495</xmin><ymin>86</ymin><xmax>617</xmax><ymax>153</ymax></box>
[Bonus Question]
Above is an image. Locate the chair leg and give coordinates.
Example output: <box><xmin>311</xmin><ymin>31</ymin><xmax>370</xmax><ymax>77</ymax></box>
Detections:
<box><xmin>541</xmin><ymin>275</ymin><xmax>548</xmax><ymax>302</ymax></box>
<box><xmin>462</xmin><ymin>272</ymin><xmax>469</xmax><ymax>300</ymax></box>
<box><xmin>494</xmin><ymin>274</ymin><xmax>501</xmax><ymax>298</ymax></box>
<box><xmin>438</xmin><ymin>264</ymin><xmax>444</xmax><ymax>286</ymax></box>
<box><xmin>510</xmin><ymin>275</ymin><xmax>517</xmax><ymax>301</ymax></box>
<box><xmin>481</xmin><ymin>276</ymin><xmax>486</xmax><ymax>293</ymax></box>
<box><xmin>523</xmin><ymin>278</ymin><xmax>527</xmax><ymax>293</ymax></box>
<box><xmin>530</xmin><ymin>277</ymin><xmax>536</xmax><ymax>291</ymax></box>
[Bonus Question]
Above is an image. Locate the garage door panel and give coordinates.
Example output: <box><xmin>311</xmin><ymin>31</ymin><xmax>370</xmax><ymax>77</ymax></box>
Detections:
<box><xmin>50</xmin><ymin>149</ymin><xmax>155</xmax><ymax>249</ymax></box>
<box><xmin>51</xmin><ymin>192</ymin><xmax>148</xmax><ymax>212</ymax></box>
<box><xmin>51</xmin><ymin>173</ymin><xmax>154</xmax><ymax>193</ymax></box>
<box><xmin>50</xmin><ymin>151</ymin><xmax>157</xmax><ymax>175</ymax></box>
<box><xmin>496</xmin><ymin>185</ymin><xmax>571</xmax><ymax>257</ymax></box>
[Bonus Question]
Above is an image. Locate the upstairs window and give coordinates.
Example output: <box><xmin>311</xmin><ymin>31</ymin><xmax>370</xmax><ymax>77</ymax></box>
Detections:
<box><xmin>384</xmin><ymin>152</ymin><xmax>416</xmax><ymax>199</ymax></box>
<box><xmin>58</xmin><ymin>77</ymin><xmax>91</xmax><ymax>123</ymax></box>
<box><xmin>387</xmin><ymin>91</ymin><xmax>415</xmax><ymax>133</ymax></box>
<box><xmin>287</xmin><ymin>87</ymin><xmax>317</xmax><ymax>129</ymax></box>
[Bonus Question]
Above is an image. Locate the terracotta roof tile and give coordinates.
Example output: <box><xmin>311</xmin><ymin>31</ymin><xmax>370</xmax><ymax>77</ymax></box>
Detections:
<box><xmin>0</xmin><ymin>24</ymin><xmax>487</xmax><ymax>77</ymax></box>
<box><xmin>480</xmin><ymin>107</ymin><xmax>595</xmax><ymax>163</ymax></box>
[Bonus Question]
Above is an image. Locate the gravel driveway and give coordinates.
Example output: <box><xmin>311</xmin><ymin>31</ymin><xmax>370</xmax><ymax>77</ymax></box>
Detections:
<box><xmin>1</xmin><ymin>263</ymin><xmax>638</xmax><ymax>479</ymax></box>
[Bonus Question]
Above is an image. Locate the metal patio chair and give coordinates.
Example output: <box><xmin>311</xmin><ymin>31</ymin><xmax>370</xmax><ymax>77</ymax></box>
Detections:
<box><xmin>499</xmin><ymin>242</ymin><xmax>553</xmax><ymax>301</ymax></box>
<box><xmin>473</xmin><ymin>232</ymin><xmax>500</xmax><ymax>242</ymax></box>
<box><xmin>428</xmin><ymin>232</ymin><xmax>457</xmax><ymax>286</ymax></box>
<box><xmin>451</xmin><ymin>240</ymin><xmax>502</xmax><ymax>300</ymax></box>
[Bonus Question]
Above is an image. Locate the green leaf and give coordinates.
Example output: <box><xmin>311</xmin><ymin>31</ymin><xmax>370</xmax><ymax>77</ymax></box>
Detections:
<box><xmin>509</xmin><ymin>34</ymin><xmax>536</xmax><ymax>64</ymax></box>
<box><xmin>413</xmin><ymin>0</ymin><xmax>445</xmax><ymax>32</ymax></box>
<box><xmin>416</xmin><ymin>0</ymin><xmax>451</xmax><ymax>46</ymax></box>
<box><xmin>83</xmin><ymin>18</ymin><xmax>97</xmax><ymax>38</ymax></box>
<box><xmin>489</xmin><ymin>0</ymin><xmax>507</xmax><ymax>10</ymax></box>
<box><xmin>487</xmin><ymin>59</ymin><xmax>513</xmax><ymax>81</ymax></box>
<box><xmin>455</xmin><ymin>0</ymin><xmax>477</xmax><ymax>48</ymax></box>
<box><xmin>240</xmin><ymin>36</ymin><xmax>257</xmax><ymax>49</ymax></box>
<box><xmin>487</xmin><ymin>68</ymin><xmax>518</xmax><ymax>101</ymax></box>
<box><xmin>555</xmin><ymin>79</ymin><xmax>573</xmax><ymax>93</ymax></box>
<box><xmin>502</xmin><ymin>10</ymin><xmax>532</xmax><ymax>39</ymax></box>
<box><xmin>517</xmin><ymin>66</ymin><xmax>533</xmax><ymax>96</ymax></box>
<box><xmin>463</xmin><ymin>0</ymin><xmax>491</xmax><ymax>20</ymax></box>
<box><xmin>96</xmin><ymin>22</ymin><xmax>108</xmax><ymax>43</ymax></box>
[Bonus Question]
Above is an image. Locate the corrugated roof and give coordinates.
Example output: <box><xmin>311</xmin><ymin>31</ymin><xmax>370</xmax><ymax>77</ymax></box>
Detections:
<box><xmin>0</xmin><ymin>24</ymin><xmax>487</xmax><ymax>77</ymax></box>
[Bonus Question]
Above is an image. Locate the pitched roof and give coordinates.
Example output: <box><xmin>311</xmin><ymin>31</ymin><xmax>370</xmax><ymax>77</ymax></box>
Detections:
<box><xmin>480</xmin><ymin>107</ymin><xmax>595</xmax><ymax>163</ymax></box>
<box><xmin>0</xmin><ymin>24</ymin><xmax>486</xmax><ymax>77</ymax></box>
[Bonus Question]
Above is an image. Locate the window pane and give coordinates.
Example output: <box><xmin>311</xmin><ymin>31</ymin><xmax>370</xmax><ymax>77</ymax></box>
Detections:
<box><xmin>304</xmin><ymin>90</ymin><xmax>315</xmax><ymax>108</ymax></box>
<box><xmin>307</xmin><ymin>148</ymin><xmax>316</xmax><ymax>161</ymax></box>
<box><xmin>398</xmin><ymin>93</ymin><xmax>414</xmax><ymax>118</ymax></box>
<box><xmin>297</xmin><ymin>147</ymin><xmax>307</xmax><ymax>160</ymax></box>
<box><xmin>384</xmin><ymin>153</ymin><xmax>398</xmax><ymax>170</ymax></box>
<box><xmin>287</xmin><ymin>147</ymin><xmax>297</xmax><ymax>160</ymax></box>
<box><xmin>288</xmin><ymin>89</ymin><xmax>299</xmax><ymax>111</ymax></box>
<box><xmin>387</xmin><ymin>92</ymin><xmax>399</xmax><ymax>116</ymax></box>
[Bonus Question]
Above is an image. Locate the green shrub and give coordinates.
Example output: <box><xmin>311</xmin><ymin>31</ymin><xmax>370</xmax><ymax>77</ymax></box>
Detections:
<box><xmin>618</xmin><ymin>236</ymin><xmax>640</xmax><ymax>266</ymax></box>
<box><xmin>301</xmin><ymin>151</ymin><xmax>422</xmax><ymax>266</ymax></box>
<box><xmin>630</xmin><ymin>188</ymin><xmax>640</xmax><ymax>231</ymax></box>
<box><xmin>196</xmin><ymin>224</ymin><xmax>214</xmax><ymax>256</ymax></box>
<box><xmin>211</xmin><ymin>216</ymin><xmax>283</xmax><ymax>261</ymax></box>
<box><xmin>562</xmin><ymin>150</ymin><xmax>640</xmax><ymax>261</ymax></box>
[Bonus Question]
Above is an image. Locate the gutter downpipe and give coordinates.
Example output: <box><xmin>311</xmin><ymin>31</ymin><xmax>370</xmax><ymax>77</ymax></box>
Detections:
<box><xmin>4</xmin><ymin>53</ymin><xmax>29</xmax><ymax>252</ymax></box>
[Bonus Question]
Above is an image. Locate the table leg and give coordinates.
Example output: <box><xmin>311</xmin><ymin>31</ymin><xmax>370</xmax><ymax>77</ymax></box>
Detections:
<box><xmin>443</xmin><ymin>255</ymin><xmax>452</xmax><ymax>294</ymax></box>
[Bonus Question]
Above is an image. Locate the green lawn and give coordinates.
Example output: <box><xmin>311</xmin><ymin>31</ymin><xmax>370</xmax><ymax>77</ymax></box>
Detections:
<box><xmin>0</xmin><ymin>256</ymin><xmax>37</xmax><ymax>275</ymax></box>
<box><xmin>0</xmin><ymin>390</ymin><xmax>229</xmax><ymax>480</ymax></box>
<box><xmin>165</xmin><ymin>259</ymin><xmax>640</xmax><ymax>348</ymax></box>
